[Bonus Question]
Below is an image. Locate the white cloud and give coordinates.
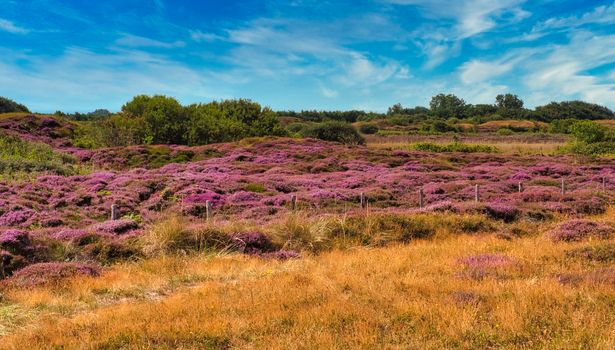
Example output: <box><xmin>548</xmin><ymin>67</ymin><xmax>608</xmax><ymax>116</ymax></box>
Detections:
<box><xmin>516</xmin><ymin>2</ymin><xmax>615</xmax><ymax>43</ymax></box>
<box><xmin>190</xmin><ymin>30</ymin><xmax>224</xmax><ymax>42</ymax></box>
<box><xmin>0</xmin><ymin>47</ymin><xmax>225</xmax><ymax>112</ymax></box>
<box><xmin>0</xmin><ymin>18</ymin><xmax>28</xmax><ymax>34</ymax></box>
<box><xmin>115</xmin><ymin>34</ymin><xmax>185</xmax><ymax>48</ymax></box>
<box><xmin>385</xmin><ymin>0</ymin><xmax>528</xmax><ymax>38</ymax></box>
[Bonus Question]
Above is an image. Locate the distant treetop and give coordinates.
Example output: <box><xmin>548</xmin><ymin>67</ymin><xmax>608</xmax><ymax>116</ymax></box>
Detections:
<box><xmin>0</xmin><ymin>97</ymin><xmax>30</xmax><ymax>114</ymax></box>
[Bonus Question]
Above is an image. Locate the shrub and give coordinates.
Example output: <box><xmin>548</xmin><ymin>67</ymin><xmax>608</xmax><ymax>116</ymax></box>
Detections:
<box><xmin>3</xmin><ymin>262</ymin><xmax>100</xmax><ymax>288</ymax></box>
<box><xmin>566</xmin><ymin>243</ymin><xmax>615</xmax><ymax>263</ymax></box>
<box><xmin>244</xmin><ymin>183</ymin><xmax>266</xmax><ymax>193</ymax></box>
<box><xmin>548</xmin><ymin>220</ymin><xmax>612</xmax><ymax>242</ymax></box>
<box><xmin>0</xmin><ymin>134</ymin><xmax>78</xmax><ymax>179</ymax></box>
<box><xmin>485</xmin><ymin>203</ymin><xmax>519</xmax><ymax>222</ymax></box>
<box><xmin>359</xmin><ymin>124</ymin><xmax>379</xmax><ymax>134</ymax></box>
<box><xmin>0</xmin><ymin>97</ymin><xmax>29</xmax><ymax>113</ymax></box>
<box><xmin>228</xmin><ymin>232</ymin><xmax>276</xmax><ymax>255</ymax></box>
<box><xmin>301</xmin><ymin>122</ymin><xmax>365</xmax><ymax>145</ymax></box>
<box><xmin>92</xmin><ymin>219</ymin><xmax>139</xmax><ymax>235</ymax></box>
<box><xmin>496</xmin><ymin>128</ymin><xmax>514</xmax><ymax>136</ymax></box>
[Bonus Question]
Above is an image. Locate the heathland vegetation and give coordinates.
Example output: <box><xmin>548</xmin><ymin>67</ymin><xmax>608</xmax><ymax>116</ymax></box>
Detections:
<box><xmin>0</xmin><ymin>93</ymin><xmax>614</xmax><ymax>348</ymax></box>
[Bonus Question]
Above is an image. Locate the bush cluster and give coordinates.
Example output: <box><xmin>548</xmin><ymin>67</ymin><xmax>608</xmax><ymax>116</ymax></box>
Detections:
<box><xmin>74</xmin><ymin>96</ymin><xmax>287</xmax><ymax>147</ymax></box>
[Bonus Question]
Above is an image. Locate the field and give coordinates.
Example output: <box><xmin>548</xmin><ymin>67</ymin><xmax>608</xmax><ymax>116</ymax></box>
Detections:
<box><xmin>0</xmin><ymin>113</ymin><xmax>614</xmax><ymax>349</ymax></box>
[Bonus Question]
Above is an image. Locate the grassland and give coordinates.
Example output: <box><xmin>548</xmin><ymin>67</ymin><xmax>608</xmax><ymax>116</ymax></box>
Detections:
<box><xmin>1</xmin><ymin>208</ymin><xmax>615</xmax><ymax>349</ymax></box>
<box><xmin>366</xmin><ymin>134</ymin><xmax>569</xmax><ymax>155</ymax></box>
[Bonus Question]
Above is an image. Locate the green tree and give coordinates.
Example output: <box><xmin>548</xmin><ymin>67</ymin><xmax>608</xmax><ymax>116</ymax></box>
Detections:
<box><xmin>301</xmin><ymin>121</ymin><xmax>365</xmax><ymax>145</ymax></box>
<box><xmin>429</xmin><ymin>94</ymin><xmax>467</xmax><ymax>119</ymax></box>
<box><xmin>0</xmin><ymin>97</ymin><xmax>29</xmax><ymax>113</ymax></box>
<box><xmin>496</xmin><ymin>94</ymin><xmax>524</xmax><ymax>109</ymax></box>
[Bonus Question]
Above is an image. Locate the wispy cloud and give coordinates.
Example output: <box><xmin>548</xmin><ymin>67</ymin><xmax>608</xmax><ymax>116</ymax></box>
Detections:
<box><xmin>115</xmin><ymin>33</ymin><xmax>185</xmax><ymax>49</ymax></box>
<box><xmin>0</xmin><ymin>47</ymin><xmax>225</xmax><ymax>112</ymax></box>
<box><xmin>0</xmin><ymin>18</ymin><xmax>28</xmax><ymax>34</ymax></box>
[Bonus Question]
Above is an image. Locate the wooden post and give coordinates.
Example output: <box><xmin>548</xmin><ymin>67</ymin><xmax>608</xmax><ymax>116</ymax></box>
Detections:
<box><xmin>111</xmin><ymin>204</ymin><xmax>118</xmax><ymax>220</ymax></box>
<box><xmin>518</xmin><ymin>182</ymin><xmax>523</xmax><ymax>193</ymax></box>
<box><xmin>360</xmin><ymin>192</ymin><xmax>366</xmax><ymax>209</ymax></box>
<box><xmin>603</xmin><ymin>177</ymin><xmax>607</xmax><ymax>192</ymax></box>
<box><xmin>474</xmin><ymin>184</ymin><xmax>480</xmax><ymax>202</ymax></box>
<box><xmin>290</xmin><ymin>195</ymin><xmax>297</xmax><ymax>211</ymax></box>
<box><xmin>205</xmin><ymin>200</ymin><xmax>213</xmax><ymax>220</ymax></box>
<box><xmin>561</xmin><ymin>178</ymin><xmax>566</xmax><ymax>195</ymax></box>
<box><xmin>419</xmin><ymin>188</ymin><xmax>424</xmax><ymax>208</ymax></box>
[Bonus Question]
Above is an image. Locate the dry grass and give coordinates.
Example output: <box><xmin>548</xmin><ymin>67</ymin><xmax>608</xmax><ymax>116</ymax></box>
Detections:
<box><xmin>1</xmin><ymin>209</ymin><xmax>615</xmax><ymax>349</ymax></box>
<box><xmin>368</xmin><ymin>137</ymin><xmax>566</xmax><ymax>155</ymax></box>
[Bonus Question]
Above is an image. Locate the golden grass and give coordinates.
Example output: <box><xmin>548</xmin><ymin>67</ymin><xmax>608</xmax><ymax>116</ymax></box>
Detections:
<box><xmin>1</xmin><ymin>210</ymin><xmax>615</xmax><ymax>349</ymax></box>
<box><xmin>369</xmin><ymin>139</ymin><xmax>565</xmax><ymax>155</ymax></box>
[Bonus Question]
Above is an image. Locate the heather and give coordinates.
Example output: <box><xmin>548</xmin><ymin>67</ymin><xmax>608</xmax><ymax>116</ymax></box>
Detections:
<box><xmin>0</xmin><ymin>111</ymin><xmax>614</xmax><ymax>348</ymax></box>
<box><xmin>547</xmin><ymin>219</ymin><xmax>613</xmax><ymax>242</ymax></box>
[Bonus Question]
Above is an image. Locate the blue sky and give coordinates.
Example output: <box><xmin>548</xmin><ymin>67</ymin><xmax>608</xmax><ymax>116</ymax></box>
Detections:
<box><xmin>1</xmin><ymin>0</ymin><xmax>615</xmax><ymax>112</ymax></box>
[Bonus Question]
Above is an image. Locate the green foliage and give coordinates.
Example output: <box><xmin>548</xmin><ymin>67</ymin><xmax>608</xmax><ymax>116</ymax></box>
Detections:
<box><xmin>301</xmin><ymin>121</ymin><xmax>365</xmax><ymax>145</ymax></box>
<box><xmin>0</xmin><ymin>97</ymin><xmax>29</xmax><ymax>114</ymax></box>
<box><xmin>548</xmin><ymin>119</ymin><xmax>579</xmax><ymax>134</ymax></box>
<box><xmin>77</xmin><ymin>96</ymin><xmax>286</xmax><ymax>147</ymax></box>
<box><xmin>286</xmin><ymin>122</ymin><xmax>308</xmax><ymax>134</ymax></box>
<box><xmin>429</xmin><ymin>94</ymin><xmax>467</xmax><ymax>119</ymax></box>
<box><xmin>420</xmin><ymin>120</ymin><xmax>460</xmax><ymax>134</ymax></box>
<box><xmin>359</xmin><ymin>124</ymin><xmax>379</xmax><ymax>134</ymax></box>
<box><xmin>535</xmin><ymin>101</ymin><xmax>614</xmax><ymax>121</ymax></box>
<box><xmin>0</xmin><ymin>134</ymin><xmax>78</xmax><ymax>179</ymax></box>
<box><xmin>277</xmin><ymin>110</ymin><xmax>374</xmax><ymax>123</ymax></box>
<box><xmin>496</xmin><ymin>94</ymin><xmax>524</xmax><ymax>109</ymax></box>
<box><xmin>244</xmin><ymin>183</ymin><xmax>266</xmax><ymax>193</ymax></box>
<box><xmin>496</xmin><ymin>128</ymin><xmax>514</xmax><ymax>136</ymax></box>
<box><xmin>567</xmin><ymin>120</ymin><xmax>615</xmax><ymax>156</ymax></box>
<box><xmin>412</xmin><ymin>142</ymin><xmax>499</xmax><ymax>153</ymax></box>
<box><xmin>570</xmin><ymin>121</ymin><xmax>608</xmax><ymax>143</ymax></box>
<box><xmin>122</xmin><ymin>95</ymin><xmax>187</xmax><ymax>145</ymax></box>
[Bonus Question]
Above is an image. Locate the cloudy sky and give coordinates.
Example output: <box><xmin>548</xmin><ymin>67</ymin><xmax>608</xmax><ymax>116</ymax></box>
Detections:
<box><xmin>1</xmin><ymin>0</ymin><xmax>614</xmax><ymax>112</ymax></box>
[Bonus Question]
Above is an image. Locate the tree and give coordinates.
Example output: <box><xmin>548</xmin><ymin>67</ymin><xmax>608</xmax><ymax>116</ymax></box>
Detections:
<box><xmin>534</xmin><ymin>101</ymin><xmax>614</xmax><ymax>121</ymax></box>
<box><xmin>388</xmin><ymin>103</ymin><xmax>404</xmax><ymax>115</ymax></box>
<box><xmin>122</xmin><ymin>95</ymin><xmax>187</xmax><ymax>144</ymax></box>
<box><xmin>496</xmin><ymin>94</ymin><xmax>524</xmax><ymax>110</ymax></box>
<box><xmin>429</xmin><ymin>94</ymin><xmax>467</xmax><ymax>119</ymax></box>
<box><xmin>301</xmin><ymin>122</ymin><xmax>365</xmax><ymax>145</ymax></box>
<box><xmin>0</xmin><ymin>97</ymin><xmax>29</xmax><ymax>114</ymax></box>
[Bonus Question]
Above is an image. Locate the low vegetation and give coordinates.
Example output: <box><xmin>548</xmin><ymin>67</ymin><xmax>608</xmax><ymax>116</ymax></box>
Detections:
<box><xmin>0</xmin><ymin>94</ymin><xmax>614</xmax><ymax>348</ymax></box>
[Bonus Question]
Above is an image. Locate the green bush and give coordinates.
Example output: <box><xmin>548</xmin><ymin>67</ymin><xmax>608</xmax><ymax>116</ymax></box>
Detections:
<box><xmin>0</xmin><ymin>97</ymin><xmax>29</xmax><ymax>114</ymax></box>
<box><xmin>0</xmin><ymin>134</ymin><xmax>78</xmax><ymax>179</ymax></box>
<box><xmin>286</xmin><ymin>122</ymin><xmax>308</xmax><ymax>134</ymax></box>
<box><xmin>496</xmin><ymin>128</ymin><xmax>514</xmax><ymax>136</ymax></box>
<box><xmin>412</xmin><ymin>142</ymin><xmax>499</xmax><ymax>153</ymax></box>
<box><xmin>359</xmin><ymin>124</ymin><xmax>379</xmax><ymax>134</ymax></box>
<box><xmin>301</xmin><ymin>122</ymin><xmax>365</xmax><ymax>145</ymax></box>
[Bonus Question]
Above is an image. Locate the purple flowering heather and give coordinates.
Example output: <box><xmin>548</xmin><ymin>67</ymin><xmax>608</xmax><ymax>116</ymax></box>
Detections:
<box><xmin>92</xmin><ymin>219</ymin><xmax>139</xmax><ymax>235</ymax></box>
<box><xmin>548</xmin><ymin>220</ymin><xmax>613</xmax><ymax>242</ymax></box>
<box><xmin>229</xmin><ymin>232</ymin><xmax>276</xmax><ymax>255</ymax></box>
<box><xmin>4</xmin><ymin>262</ymin><xmax>101</xmax><ymax>288</ymax></box>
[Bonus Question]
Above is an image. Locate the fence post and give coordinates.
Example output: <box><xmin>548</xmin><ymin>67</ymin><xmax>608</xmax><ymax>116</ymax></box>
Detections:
<box><xmin>518</xmin><ymin>182</ymin><xmax>523</xmax><ymax>193</ymax></box>
<box><xmin>419</xmin><ymin>188</ymin><xmax>424</xmax><ymax>208</ymax></box>
<box><xmin>603</xmin><ymin>177</ymin><xmax>607</xmax><ymax>192</ymax></box>
<box><xmin>291</xmin><ymin>195</ymin><xmax>297</xmax><ymax>211</ymax></box>
<box><xmin>205</xmin><ymin>200</ymin><xmax>213</xmax><ymax>221</ymax></box>
<box><xmin>111</xmin><ymin>204</ymin><xmax>118</xmax><ymax>221</ymax></box>
<box><xmin>561</xmin><ymin>178</ymin><xmax>566</xmax><ymax>195</ymax></box>
<box><xmin>474</xmin><ymin>184</ymin><xmax>480</xmax><ymax>202</ymax></box>
<box><xmin>360</xmin><ymin>192</ymin><xmax>366</xmax><ymax>209</ymax></box>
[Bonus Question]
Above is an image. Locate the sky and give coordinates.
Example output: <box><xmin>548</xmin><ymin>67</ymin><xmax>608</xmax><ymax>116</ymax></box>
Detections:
<box><xmin>1</xmin><ymin>0</ymin><xmax>615</xmax><ymax>113</ymax></box>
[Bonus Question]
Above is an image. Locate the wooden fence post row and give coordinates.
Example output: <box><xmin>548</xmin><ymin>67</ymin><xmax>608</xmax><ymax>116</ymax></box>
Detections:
<box><xmin>262</xmin><ymin>177</ymin><xmax>612</xmax><ymax>214</ymax></box>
